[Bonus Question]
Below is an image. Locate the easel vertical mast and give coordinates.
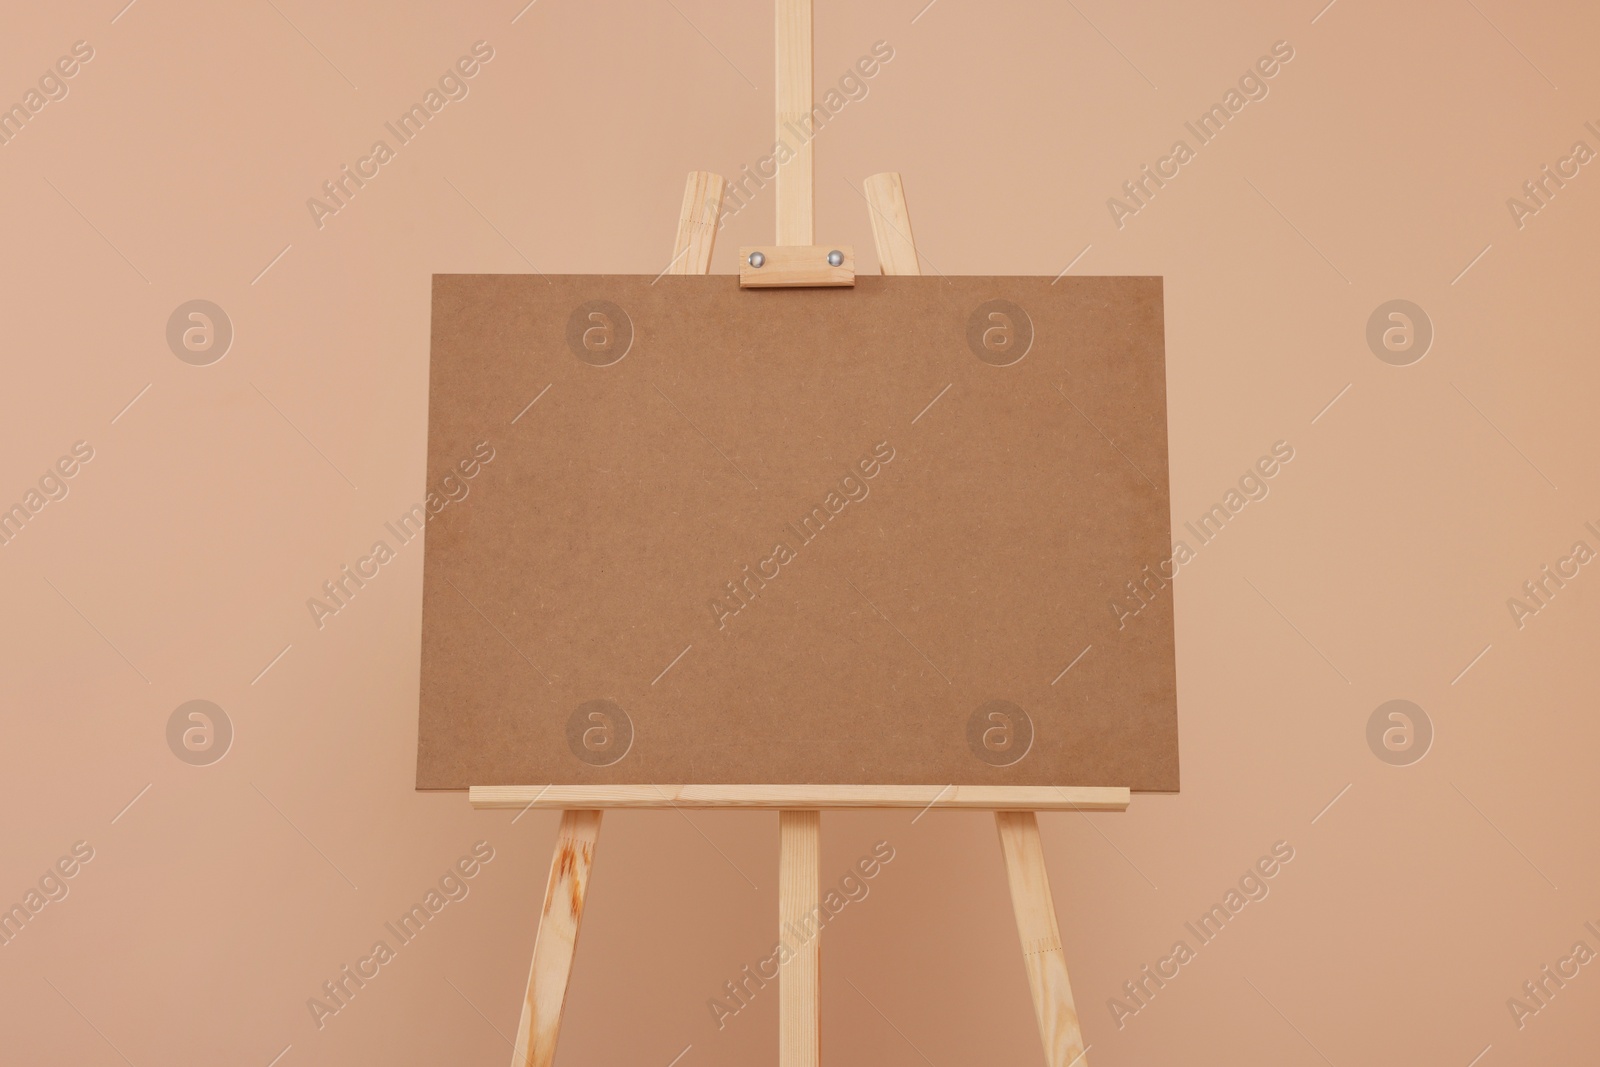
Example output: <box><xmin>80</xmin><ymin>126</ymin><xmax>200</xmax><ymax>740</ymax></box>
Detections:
<box><xmin>778</xmin><ymin>809</ymin><xmax>821</xmax><ymax>1067</ymax></box>
<box><xmin>775</xmin><ymin>0</ymin><xmax>814</xmax><ymax>246</ymax></box>
<box><xmin>774</xmin><ymin>5</ymin><xmax>823</xmax><ymax>1063</ymax></box>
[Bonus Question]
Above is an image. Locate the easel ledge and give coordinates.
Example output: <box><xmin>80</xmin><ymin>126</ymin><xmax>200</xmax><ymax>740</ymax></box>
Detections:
<box><xmin>471</xmin><ymin>784</ymin><xmax>1130</xmax><ymax>811</ymax></box>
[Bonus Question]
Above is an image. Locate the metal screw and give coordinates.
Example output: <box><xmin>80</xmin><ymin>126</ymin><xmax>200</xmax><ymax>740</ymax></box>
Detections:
<box><xmin>827</xmin><ymin>250</ymin><xmax>843</xmax><ymax>267</ymax></box>
<box><xmin>748</xmin><ymin>251</ymin><xmax>765</xmax><ymax>268</ymax></box>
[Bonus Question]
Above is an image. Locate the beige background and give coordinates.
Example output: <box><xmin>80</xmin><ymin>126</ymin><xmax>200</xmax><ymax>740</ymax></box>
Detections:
<box><xmin>1</xmin><ymin>1</ymin><xmax>1596</xmax><ymax>1064</ymax></box>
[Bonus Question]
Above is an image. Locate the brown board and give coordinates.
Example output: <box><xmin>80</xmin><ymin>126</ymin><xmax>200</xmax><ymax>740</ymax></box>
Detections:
<box><xmin>416</xmin><ymin>274</ymin><xmax>1176</xmax><ymax>791</ymax></box>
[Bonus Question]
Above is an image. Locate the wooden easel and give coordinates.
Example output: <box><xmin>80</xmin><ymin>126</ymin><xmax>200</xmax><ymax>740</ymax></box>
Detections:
<box><xmin>471</xmin><ymin>4</ymin><xmax>1130</xmax><ymax>1063</ymax></box>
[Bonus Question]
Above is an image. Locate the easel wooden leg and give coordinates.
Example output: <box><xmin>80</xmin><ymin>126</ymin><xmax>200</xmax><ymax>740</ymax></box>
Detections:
<box><xmin>862</xmin><ymin>172</ymin><xmax>921</xmax><ymax>276</ymax></box>
<box><xmin>510</xmin><ymin>809</ymin><xmax>602</xmax><ymax>1067</ymax></box>
<box><xmin>503</xmin><ymin>169</ymin><xmax>728</xmax><ymax>1067</ymax></box>
<box><xmin>672</xmin><ymin>170</ymin><xmax>727</xmax><ymax>275</ymax></box>
<box><xmin>861</xmin><ymin>173</ymin><xmax>1088</xmax><ymax>1062</ymax></box>
<box><xmin>778</xmin><ymin>809</ymin><xmax>821</xmax><ymax>1067</ymax></box>
<box><xmin>997</xmin><ymin>811</ymin><xmax>1089</xmax><ymax>1067</ymax></box>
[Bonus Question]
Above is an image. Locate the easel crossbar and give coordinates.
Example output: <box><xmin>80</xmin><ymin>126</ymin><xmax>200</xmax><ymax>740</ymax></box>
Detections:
<box><xmin>470</xmin><ymin>784</ymin><xmax>1130</xmax><ymax>811</ymax></box>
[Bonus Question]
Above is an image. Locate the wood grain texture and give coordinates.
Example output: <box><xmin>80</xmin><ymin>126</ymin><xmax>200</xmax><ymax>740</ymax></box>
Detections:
<box><xmin>775</xmin><ymin>0</ymin><xmax>813</xmax><ymax>244</ymax></box>
<box><xmin>511</xmin><ymin>809</ymin><xmax>602</xmax><ymax>1067</ymax></box>
<box><xmin>778</xmin><ymin>809</ymin><xmax>821</xmax><ymax>1067</ymax></box>
<box><xmin>863</xmin><ymin>172</ymin><xmax>921</xmax><ymax>276</ymax></box>
<box><xmin>671</xmin><ymin>170</ymin><xmax>726</xmax><ymax>275</ymax></box>
<box><xmin>470</xmin><ymin>785</ymin><xmax>1130</xmax><ymax>810</ymax></box>
<box><xmin>996</xmin><ymin>811</ymin><xmax>1088</xmax><ymax>1067</ymax></box>
<box><xmin>738</xmin><ymin>245</ymin><xmax>854</xmax><ymax>287</ymax></box>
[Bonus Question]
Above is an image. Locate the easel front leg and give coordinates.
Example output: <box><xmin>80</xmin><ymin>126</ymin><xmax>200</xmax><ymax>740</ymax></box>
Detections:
<box><xmin>508</xmin><ymin>167</ymin><xmax>728</xmax><ymax>1067</ymax></box>
<box><xmin>511</xmin><ymin>809</ymin><xmax>601</xmax><ymax>1067</ymax></box>
<box><xmin>996</xmin><ymin>811</ymin><xmax>1088</xmax><ymax>1067</ymax></box>
<box><xmin>863</xmin><ymin>172</ymin><xmax>1090</xmax><ymax>1065</ymax></box>
<box><xmin>778</xmin><ymin>809</ymin><xmax>821</xmax><ymax>1067</ymax></box>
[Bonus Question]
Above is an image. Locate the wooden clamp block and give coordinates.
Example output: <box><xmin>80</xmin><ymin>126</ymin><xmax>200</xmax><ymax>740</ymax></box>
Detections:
<box><xmin>738</xmin><ymin>245</ymin><xmax>854</xmax><ymax>288</ymax></box>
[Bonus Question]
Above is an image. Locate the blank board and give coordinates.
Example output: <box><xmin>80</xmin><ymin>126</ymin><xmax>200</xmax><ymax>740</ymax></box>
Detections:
<box><xmin>416</xmin><ymin>275</ymin><xmax>1176</xmax><ymax>790</ymax></box>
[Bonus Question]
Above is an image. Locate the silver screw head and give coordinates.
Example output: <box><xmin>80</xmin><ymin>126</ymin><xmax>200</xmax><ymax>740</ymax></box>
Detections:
<box><xmin>827</xmin><ymin>250</ymin><xmax>844</xmax><ymax>267</ymax></box>
<box><xmin>748</xmin><ymin>251</ymin><xmax>765</xmax><ymax>268</ymax></box>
